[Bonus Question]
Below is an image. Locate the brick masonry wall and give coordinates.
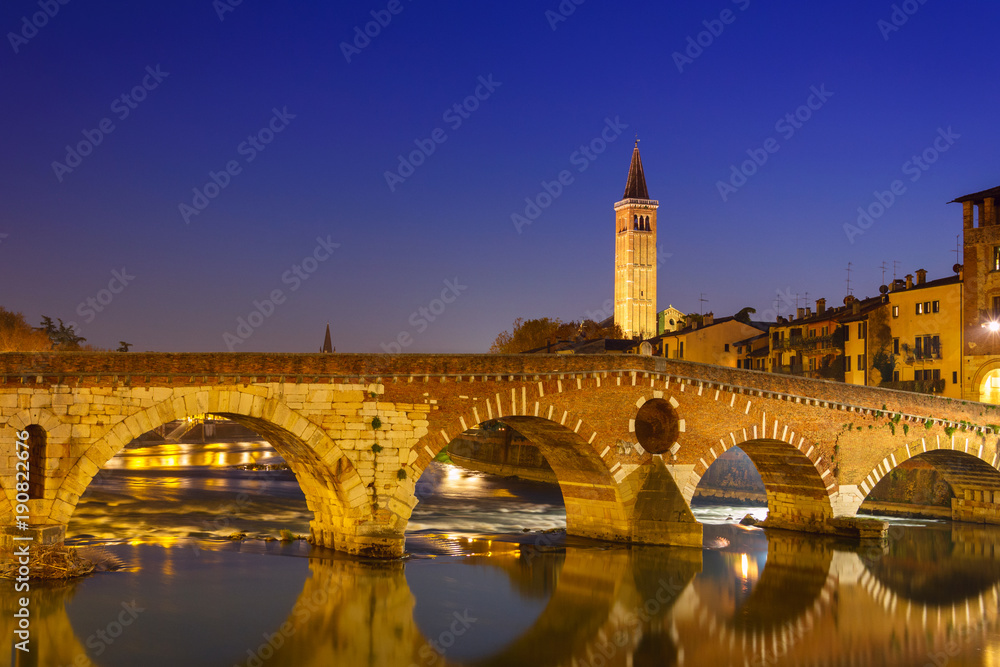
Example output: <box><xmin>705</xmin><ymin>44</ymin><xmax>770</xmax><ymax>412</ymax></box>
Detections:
<box><xmin>4</xmin><ymin>352</ymin><xmax>1000</xmax><ymax>555</ymax></box>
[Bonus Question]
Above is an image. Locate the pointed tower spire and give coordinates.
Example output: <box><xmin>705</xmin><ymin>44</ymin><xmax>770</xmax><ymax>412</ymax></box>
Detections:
<box><xmin>614</xmin><ymin>139</ymin><xmax>659</xmax><ymax>340</ymax></box>
<box><xmin>623</xmin><ymin>139</ymin><xmax>649</xmax><ymax>200</ymax></box>
<box><xmin>321</xmin><ymin>324</ymin><xmax>333</xmax><ymax>353</ymax></box>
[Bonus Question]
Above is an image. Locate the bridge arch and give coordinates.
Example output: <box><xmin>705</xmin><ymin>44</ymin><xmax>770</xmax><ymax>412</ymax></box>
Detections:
<box><xmin>680</xmin><ymin>412</ymin><xmax>837</xmax><ymax>531</ymax></box>
<box><xmin>4</xmin><ymin>408</ymin><xmax>66</xmax><ymax>524</ymax></box>
<box><xmin>401</xmin><ymin>379</ymin><xmax>705</xmax><ymax>548</ymax></box>
<box><xmin>411</xmin><ymin>409</ymin><xmax>637</xmax><ymax>544</ymax></box>
<box><xmin>857</xmin><ymin>436</ymin><xmax>1000</xmax><ymax>509</ymax></box>
<box><xmin>971</xmin><ymin>359</ymin><xmax>1000</xmax><ymax>404</ymax></box>
<box><xmin>53</xmin><ymin>389</ymin><xmax>368</xmax><ymax>553</ymax></box>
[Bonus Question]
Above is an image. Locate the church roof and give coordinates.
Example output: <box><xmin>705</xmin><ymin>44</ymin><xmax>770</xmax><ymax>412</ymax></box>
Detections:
<box><xmin>623</xmin><ymin>141</ymin><xmax>650</xmax><ymax>200</ymax></box>
<box><xmin>951</xmin><ymin>184</ymin><xmax>1000</xmax><ymax>204</ymax></box>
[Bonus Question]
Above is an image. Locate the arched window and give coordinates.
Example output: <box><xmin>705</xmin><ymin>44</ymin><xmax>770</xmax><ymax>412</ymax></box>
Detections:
<box><xmin>633</xmin><ymin>219</ymin><xmax>638</xmax><ymax>229</ymax></box>
<box><xmin>645</xmin><ymin>216</ymin><xmax>651</xmax><ymax>230</ymax></box>
<box><xmin>26</xmin><ymin>425</ymin><xmax>47</xmax><ymax>500</ymax></box>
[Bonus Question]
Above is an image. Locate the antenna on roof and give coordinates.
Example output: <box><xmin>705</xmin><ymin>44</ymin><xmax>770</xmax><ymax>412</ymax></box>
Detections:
<box><xmin>846</xmin><ymin>262</ymin><xmax>854</xmax><ymax>296</ymax></box>
<box><xmin>893</xmin><ymin>260</ymin><xmax>900</xmax><ymax>281</ymax></box>
<box><xmin>699</xmin><ymin>293</ymin><xmax>709</xmax><ymax>315</ymax></box>
<box><xmin>879</xmin><ymin>261</ymin><xmax>889</xmax><ymax>285</ymax></box>
<box><xmin>953</xmin><ymin>234</ymin><xmax>961</xmax><ymax>264</ymax></box>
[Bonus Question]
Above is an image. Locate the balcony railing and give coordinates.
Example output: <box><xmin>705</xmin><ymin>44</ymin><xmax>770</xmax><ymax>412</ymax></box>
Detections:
<box><xmin>772</xmin><ymin>333</ymin><xmax>842</xmax><ymax>351</ymax></box>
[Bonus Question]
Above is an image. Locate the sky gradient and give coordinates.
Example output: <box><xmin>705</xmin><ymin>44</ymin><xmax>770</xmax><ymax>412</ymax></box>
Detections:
<box><xmin>2</xmin><ymin>0</ymin><xmax>997</xmax><ymax>353</ymax></box>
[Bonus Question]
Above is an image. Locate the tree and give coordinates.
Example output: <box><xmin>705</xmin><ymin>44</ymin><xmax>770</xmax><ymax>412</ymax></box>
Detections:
<box><xmin>0</xmin><ymin>308</ymin><xmax>51</xmax><ymax>352</ymax></box>
<box><xmin>490</xmin><ymin>317</ymin><xmax>624</xmax><ymax>354</ymax></box>
<box><xmin>734</xmin><ymin>307</ymin><xmax>757</xmax><ymax>324</ymax></box>
<box><xmin>36</xmin><ymin>316</ymin><xmax>86</xmax><ymax>350</ymax></box>
<box><xmin>116</xmin><ymin>341</ymin><xmax>133</xmax><ymax>352</ymax></box>
<box><xmin>868</xmin><ymin>306</ymin><xmax>895</xmax><ymax>385</ymax></box>
<box><xmin>871</xmin><ymin>349</ymin><xmax>896</xmax><ymax>386</ymax></box>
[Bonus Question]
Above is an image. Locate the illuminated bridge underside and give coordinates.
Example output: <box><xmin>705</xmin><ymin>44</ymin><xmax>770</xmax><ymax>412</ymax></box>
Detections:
<box><xmin>738</xmin><ymin>439</ymin><xmax>834</xmax><ymax>531</ymax></box>
<box><xmin>3</xmin><ymin>352</ymin><xmax>1000</xmax><ymax>558</ymax></box>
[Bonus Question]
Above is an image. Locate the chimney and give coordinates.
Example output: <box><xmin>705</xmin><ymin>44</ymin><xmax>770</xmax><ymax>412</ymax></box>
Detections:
<box><xmin>915</xmin><ymin>268</ymin><xmax>927</xmax><ymax>285</ymax></box>
<box><xmin>805</xmin><ymin>307</ymin><xmax>812</xmax><ymax>316</ymax></box>
<box><xmin>852</xmin><ymin>301</ymin><xmax>861</xmax><ymax>315</ymax></box>
<box><xmin>704</xmin><ymin>312</ymin><xmax>714</xmax><ymax>326</ymax></box>
<box><xmin>816</xmin><ymin>298</ymin><xmax>826</xmax><ymax>314</ymax></box>
<box><xmin>905</xmin><ymin>274</ymin><xmax>913</xmax><ymax>289</ymax></box>
<box><xmin>796</xmin><ymin>307</ymin><xmax>805</xmax><ymax>320</ymax></box>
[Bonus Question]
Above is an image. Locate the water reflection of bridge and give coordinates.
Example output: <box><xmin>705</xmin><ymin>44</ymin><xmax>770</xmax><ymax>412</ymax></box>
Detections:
<box><xmin>8</xmin><ymin>528</ymin><xmax>1000</xmax><ymax>666</ymax></box>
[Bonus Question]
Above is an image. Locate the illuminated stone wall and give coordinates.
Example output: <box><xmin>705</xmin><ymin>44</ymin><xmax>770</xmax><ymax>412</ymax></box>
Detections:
<box><xmin>3</xmin><ymin>353</ymin><xmax>1000</xmax><ymax>557</ymax></box>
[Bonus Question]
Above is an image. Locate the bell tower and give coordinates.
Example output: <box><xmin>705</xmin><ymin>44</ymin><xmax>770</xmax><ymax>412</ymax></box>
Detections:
<box><xmin>614</xmin><ymin>140</ymin><xmax>658</xmax><ymax>339</ymax></box>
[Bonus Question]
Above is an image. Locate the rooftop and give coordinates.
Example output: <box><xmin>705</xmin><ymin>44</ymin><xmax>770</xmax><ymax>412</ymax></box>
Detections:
<box><xmin>622</xmin><ymin>141</ymin><xmax>650</xmax><ymax>200</ymax></box>
<box><xmin>950</xmin><ymin>184</ymin><xmax>1000</xmax><ymax>204</ymax></box>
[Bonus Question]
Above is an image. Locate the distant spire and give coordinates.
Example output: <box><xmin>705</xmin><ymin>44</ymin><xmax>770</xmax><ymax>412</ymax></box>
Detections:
<box><xmin>623</xmin><ymin>140</ymin><xmax>650</xmax><ymax>200</ymax></box>
<box><xmin>321</xmin><ymin>324</ymin><xmax>333</xmax><ymax>353</ymax></box>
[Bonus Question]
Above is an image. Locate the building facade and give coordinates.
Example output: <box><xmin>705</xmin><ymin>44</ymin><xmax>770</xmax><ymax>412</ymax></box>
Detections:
<box><xmin>957</xmin><ymin>185</ymin><xmax>1000</xmax><ymax>402</ymax></box>
<box><xmin>657</xmin><ymin>305</ymin><xmax>685</xmax><ymax>335</ymax></box>
<box><xmin>653</xmin><ymin>314</ymin><xmax>766</xmax><ymax>367</ymax></box>
<box><xmin>614</xmin><ymin>142</ymin><xmax>658</xmax><ymax>339</ymax></box>
<box><xmin>881</xmin><ymin>273</ymin><xmax>962</xmax><ymax>397</ymax></box>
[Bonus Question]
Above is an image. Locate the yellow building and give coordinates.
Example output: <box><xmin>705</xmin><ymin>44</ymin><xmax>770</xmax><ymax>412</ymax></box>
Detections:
<box><xmin>830</xmin><ymin>271</ymin><xmax>961</xmax><ymax>397</ymax></box>
<box><xmin>614</xmin><ymin>141</ymin><xmax>658</xmax><ymax>339</ymax></box>
<box><xmin>735</xmin><ymin>333</ymin><xmax>769</xmax><ymax>371</ymax></box>
<box><xmin>767</xmin><ymin>297</ymin><xmax>870</xmax><ymax>380</ymax></box>
<box><xmin>881</xmin><ymin>272</ymin><xmax>962</xmax><ymax>397</ymax></box>
<box><xmin>653</xmin><ymin>314</ymin><xmax>766</xmax><ymax>367</ymax></box>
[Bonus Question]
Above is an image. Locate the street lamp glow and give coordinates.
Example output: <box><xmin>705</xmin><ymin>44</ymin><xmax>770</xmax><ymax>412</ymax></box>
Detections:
<box><xmin>988</xmin><ymin>321</ymin><xmax>1000</xmax><ymax>333</ymax></box>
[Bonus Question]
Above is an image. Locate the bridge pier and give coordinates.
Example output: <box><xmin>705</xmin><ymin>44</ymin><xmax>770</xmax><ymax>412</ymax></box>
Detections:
<box><xmin>633</xmin><ymin>457</ymin><xmax>703</xmax><ymax>548</ymax></box>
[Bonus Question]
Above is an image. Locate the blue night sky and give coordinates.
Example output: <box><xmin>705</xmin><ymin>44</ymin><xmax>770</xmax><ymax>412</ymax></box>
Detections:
<box><xmin>1</xmin><ymin>0</ymin><xmax>997</xmax><ymax>353</ymax></box>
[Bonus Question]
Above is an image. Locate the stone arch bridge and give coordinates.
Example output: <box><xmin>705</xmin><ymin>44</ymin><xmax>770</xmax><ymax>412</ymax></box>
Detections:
<box><xmin>4</xmin><ymin>352</ymin><xmax>1000</xmax><ymax>558</ymax></box>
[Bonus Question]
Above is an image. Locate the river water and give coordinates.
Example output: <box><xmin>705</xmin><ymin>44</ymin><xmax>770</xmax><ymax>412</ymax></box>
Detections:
<box><xmin>7</xmin><ymin>440</ymin><xmax>1000</xmax><ymax>666</ymax></box>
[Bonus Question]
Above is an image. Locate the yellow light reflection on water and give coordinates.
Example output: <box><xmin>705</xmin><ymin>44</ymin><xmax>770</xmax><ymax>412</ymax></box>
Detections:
<box><xmin>741</xmin><ymin>553</ymin><xmax>749</xmax><ymax>580</ymax></box>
